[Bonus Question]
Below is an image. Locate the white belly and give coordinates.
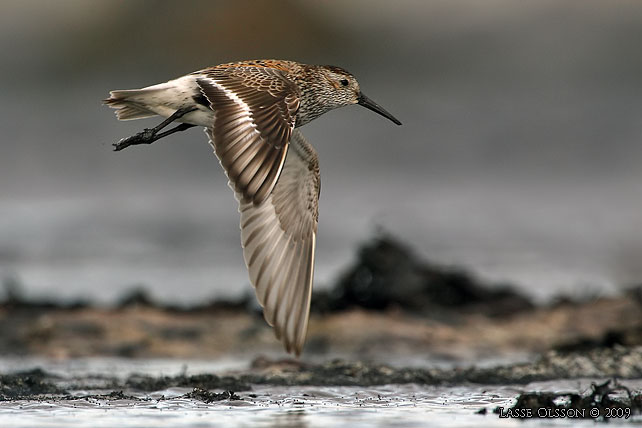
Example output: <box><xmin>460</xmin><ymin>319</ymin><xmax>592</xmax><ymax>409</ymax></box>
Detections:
<box><xmin>141</xmin><ymin>75</ymin><xmax>214</xmax><ymax>127</ymax></box>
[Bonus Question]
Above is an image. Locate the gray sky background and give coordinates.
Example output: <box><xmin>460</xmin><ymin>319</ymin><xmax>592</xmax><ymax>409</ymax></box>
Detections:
<box><xmin>1</xmin><ymin>0</ymin><xmax>642</xmax><ymax>303</ymax></box>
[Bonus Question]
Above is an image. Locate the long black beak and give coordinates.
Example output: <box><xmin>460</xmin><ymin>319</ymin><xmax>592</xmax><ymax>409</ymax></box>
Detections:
<box><xmin>358</xmin><ymin>93</ymin><xmax>402</xmax><ymax>125</ymax></box>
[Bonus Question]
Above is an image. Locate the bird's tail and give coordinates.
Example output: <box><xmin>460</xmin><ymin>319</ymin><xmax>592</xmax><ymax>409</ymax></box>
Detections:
<box><xmin>103</xmin><ymin>88</ymin><xmax>164</xmax><ymax>121</ymax></box>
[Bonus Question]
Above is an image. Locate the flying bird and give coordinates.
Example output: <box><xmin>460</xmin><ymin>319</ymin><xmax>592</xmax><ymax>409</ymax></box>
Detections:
<box><xmin>104</xmin><ymin>59</ymin><xmax>401</xmax><ymax>355</ymax></box>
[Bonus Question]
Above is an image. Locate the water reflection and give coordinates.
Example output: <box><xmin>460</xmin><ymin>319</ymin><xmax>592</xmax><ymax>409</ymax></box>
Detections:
<box><xmin>0</xmin><ymin>379</ymin><xmax>640</xmax><ymax>428</ymax></box>
<box><xmin>270</xmin><ymin>409</ymin><xmax>308</xmax><ymax>428</ymax></box>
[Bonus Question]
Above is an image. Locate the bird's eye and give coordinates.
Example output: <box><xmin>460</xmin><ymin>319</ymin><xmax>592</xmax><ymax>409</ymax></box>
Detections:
<box><xmin>340</xmin><ymin>79</ymin><xmax>349</xmax><ymax>86</ymax></box>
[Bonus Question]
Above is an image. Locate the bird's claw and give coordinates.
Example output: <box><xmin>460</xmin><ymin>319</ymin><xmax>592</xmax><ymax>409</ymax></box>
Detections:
<box><xmin>113</xmin><ymin>128</ymin><xmax>156</xmax><ymax>151</ymax></box>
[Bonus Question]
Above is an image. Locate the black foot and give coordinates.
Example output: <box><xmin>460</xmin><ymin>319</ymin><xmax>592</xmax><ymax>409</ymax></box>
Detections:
<box><xmin>113</xmin><ymin>128</ymin><xmax>157</xmax><ymax>151</ymax></box>
<box><xmin>112</xmin><ymin>107</ymin><xmax>198</xmax><ymax>152</ymax></box>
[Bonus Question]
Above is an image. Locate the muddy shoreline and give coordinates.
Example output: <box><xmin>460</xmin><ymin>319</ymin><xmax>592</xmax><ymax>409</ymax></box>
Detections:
<box><xmin>0</xmin><ymin>353</ymin><xmax>640</xmax><ymax>420</ymax></box>
<box><xmin>0</xmin><ymin>235</ymin><xmax>640</xmax><ymax>419</ymax></box>
<box><xmin>0</xmin><ymin>291</ymin><xmax>638</xmax><ymax>361</ymax></box>
<box><xmin>2</xmin><ymin>347</ymin><xmax>642</xmax><ymax>398</ymax></box>
<box><xmin>0</xmin><ymin>235</ymin><xmax>640</xmax><ymax>361</ymax></box>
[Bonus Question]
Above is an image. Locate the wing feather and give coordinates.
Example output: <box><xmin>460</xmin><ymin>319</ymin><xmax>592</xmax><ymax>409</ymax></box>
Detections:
<box><xmin>199</xmin><ymin>63</ymin><xmax>317</xmax><ymax>355</ymax></box>
<box><xmin>197</xmin><ymin>66</ymin><xmax>300</xmax><ymax>204</ymax></box>
<box><xmin>230</xmin><ymin>130</ymin><xmax>319</xmax><ymax>355</ymax></box>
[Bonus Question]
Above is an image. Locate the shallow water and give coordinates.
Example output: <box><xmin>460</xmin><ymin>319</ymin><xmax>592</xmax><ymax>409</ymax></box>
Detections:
<box><xmin>0</xmin><ymin>384</ymin><xmax>515</xmax><ymax>428</ymax></box>
<box><xmin>0</xmin><ymin>358</ymin><xmax>640</xmax><ymax>427</ymax></box>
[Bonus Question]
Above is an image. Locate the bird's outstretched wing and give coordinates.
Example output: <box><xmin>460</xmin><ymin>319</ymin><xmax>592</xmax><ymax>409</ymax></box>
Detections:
<box><xmin>197</xmin><ymin>65</ymin><xmax>300</xmax><ymax>204</ymax></box>
<box><xmin>206</xmin><ymin>128</ymin><xmax>320</xmax><ymax>355</ymax></box>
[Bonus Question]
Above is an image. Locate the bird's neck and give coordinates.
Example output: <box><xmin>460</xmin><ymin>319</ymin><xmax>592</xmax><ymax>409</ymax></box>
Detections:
<box><xmin>294</xmin><ymin>68</ymin><xmax>339</xmax><ymax>127</ymax></box>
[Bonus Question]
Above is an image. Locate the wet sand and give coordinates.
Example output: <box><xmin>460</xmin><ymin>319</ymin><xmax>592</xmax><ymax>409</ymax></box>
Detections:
<box><xmin>0</xmin><ymin>291</ymin><xmax>639</xmax><ymax>361</ymax></box>
<box><xmin>1</xmin><ymin>235</ymin><xmax>640</xmax><ymax>362</ymax></box>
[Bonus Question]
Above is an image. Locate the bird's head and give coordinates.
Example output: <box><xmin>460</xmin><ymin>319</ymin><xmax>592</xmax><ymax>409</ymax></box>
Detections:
<box><xmin>320</xmin><ymin>65</ymin><xmax>402</xmax><ymax>126</ymax></box>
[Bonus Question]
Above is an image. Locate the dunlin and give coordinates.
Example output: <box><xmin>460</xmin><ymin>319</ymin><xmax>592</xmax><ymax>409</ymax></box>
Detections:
<box><xmin>104</xmin><ymin>59</ymin><xmax>401</xmax><ymax>355</ymax></box>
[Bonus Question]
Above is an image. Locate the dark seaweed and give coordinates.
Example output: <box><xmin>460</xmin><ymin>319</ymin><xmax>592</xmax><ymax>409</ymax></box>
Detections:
<box><xmin>0</xmin><ymin>368</ymin><xmax>64</xmax><ymax>400</ymax></box>
<box><xmin>491</xmin><ymin>380</ymin><xmax>642</xmax><ymax>420</ymax></box>
<box><xmin>312</xmin><ymin>233</ymin><xmax>533</xmax><ymax>317</ymax></box>
<box><xmin>126</xmin><ymin>373</ymin><xmax>250</xmax><ymax>392</ymax></box>
<box><xmin>182</xmin><ymin>387</ymin><xmax>240</xmax><ymax>402</ymax></box>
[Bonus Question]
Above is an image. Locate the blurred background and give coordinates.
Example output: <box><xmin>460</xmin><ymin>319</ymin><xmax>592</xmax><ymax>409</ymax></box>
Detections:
<box><xmin>1</xmin><ymin>0</ymin><xmax>642</xmax><ymax>305</ymax></box>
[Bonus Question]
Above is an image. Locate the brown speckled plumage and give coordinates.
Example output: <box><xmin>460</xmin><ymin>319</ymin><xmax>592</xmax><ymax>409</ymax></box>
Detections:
<box><xmin>104</xmin><ymin>59</ymin><xmax>401</xmax><ymax>356</ymax></box>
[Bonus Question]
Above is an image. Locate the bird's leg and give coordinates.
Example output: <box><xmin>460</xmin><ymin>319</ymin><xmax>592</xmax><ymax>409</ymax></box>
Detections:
<box><xmin>113</xmin><ymin>107</ymin><xmax>198</xmax><ymax>151</ymax></box>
